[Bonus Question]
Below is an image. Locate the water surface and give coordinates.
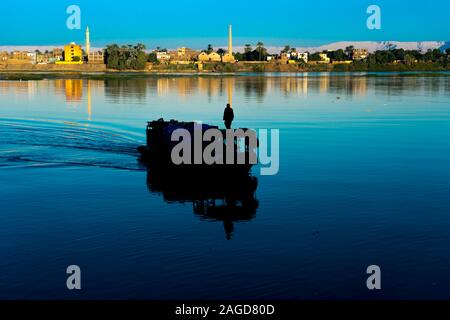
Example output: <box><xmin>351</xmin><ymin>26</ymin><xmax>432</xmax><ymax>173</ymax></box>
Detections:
<box><xmin>1</xmin><ymin>74</ymin><xmax>450</xmax><ymax>299</ymax></box>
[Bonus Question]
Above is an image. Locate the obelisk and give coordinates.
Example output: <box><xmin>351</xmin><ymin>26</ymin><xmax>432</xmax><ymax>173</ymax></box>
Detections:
<box><xmin>85</xmin><ymin>26</ymin><xmax>90</xmax><ymax>56</ymax></box>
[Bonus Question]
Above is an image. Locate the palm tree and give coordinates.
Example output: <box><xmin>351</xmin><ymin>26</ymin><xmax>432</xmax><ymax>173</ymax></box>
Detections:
<box><xmin>135</xmin><ymin>43</ymin><xmax>146</xmax><ymax>52</ymax></box>
<box><xmin>345</xmin><ymin>45</ymin><xmax>355</xmax><ymax>59</ymax></box>
<box><xmin>244</xmin><ymin>44</ymin><xmax>252</xmax><ymax>53</ymax></box>
<box><xmin>256</xmin><ymin>42</ymin><xmax>264</xmax><ymax>61</ymax></box>
<box><xmin>217</xmin><ymin>48</ymin><xmax>226</xmax><ymax>56</ymax></box>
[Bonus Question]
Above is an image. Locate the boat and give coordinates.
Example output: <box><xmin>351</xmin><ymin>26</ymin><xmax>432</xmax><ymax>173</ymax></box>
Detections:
<box><xmin>137</xmin><ymin>118</ymin><xmax>257</xmax><ymax>175</ymax></box>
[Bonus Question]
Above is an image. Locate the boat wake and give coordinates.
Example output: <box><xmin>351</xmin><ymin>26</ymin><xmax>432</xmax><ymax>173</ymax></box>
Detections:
<box><xmin>0</xmin><ymin>118</ymin><xmax>145</xmax><ymax>171</ymax></box>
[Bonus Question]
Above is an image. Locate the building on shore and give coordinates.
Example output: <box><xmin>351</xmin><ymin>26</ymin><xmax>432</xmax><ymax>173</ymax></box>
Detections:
<box><xmin>8</xmin><ymin>51</ymin><xmax>35</xmax><ymax>64</ymax></box>
<box><xmin>156</xmin><ymin>51</ymin><xmax>171</xmax><ymax>63</ymax></box>
<box><xmin>36</xmin><ymin>53</ymin><xmax>53</xmax><ymax>64</ymax></box>
<box><xmin>36</xmin><ymin>49</ymin><xmax>63</xmax><ymax>64</ymax></box>
<box><xmin>88</xmin><ymin>51</ymin><xmax>104</xmax><ymax>64</ymax></box>
<box><xmin>352</xmin><ymin>49</ymin><xmax>368</xmax><ymax>60</ymax></box>
<box><xmin>53</xmin><ymin>48</ymin><xmax>63</xmax><ymax>61</ymax></box>
<box><xmin>177</xmin><ymin>47</ymin><xmax>198</xmax><ymax>61</ymax></box>
<box><xmin>0</xmin><ymin>51</ymin><xmax>9</xmax><ymax>62</ymax></box>
<box><xmin>196</xmin><ymin>25</ymin><xmax>235</xmax><ymax>63</ymax></box>
<box><xmin>12</xmin><ymin>51</ymin><xmax>35</xmax><ymax>61</ymax></box>
<box><xmin>290</xmin><ymin>51</ymin><xmax>309</xmax><ymax>63</ymax></box>
<box><xmin>197</xmin><ymin>52</ymin><xmax>209</xmax><ymax>62</ymax></box>
<box><xmin>56</xmin><ymin>43</ymin><xmax>83</xmax><ymax>64</ymax></box>
<box><xmin>318</xmin><ymin>53</ymin><xmax>331</xmax><ymax>64</ymax></box>
<box><xmin>298</xmin><ymin>52</ymin><xmax>308</xmax><ymax>63</ymax></box>
<box><xmin>197</xmin><ymin>51</ymin><xmax>221</xmax><ymax>62</ymax></box>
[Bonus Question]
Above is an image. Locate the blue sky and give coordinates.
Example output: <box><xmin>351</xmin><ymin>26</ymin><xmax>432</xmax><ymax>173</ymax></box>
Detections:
<box><xmin>1</xmin><ymin>0</ymin><xmax>449</xmax><ymax>48</ymax></box>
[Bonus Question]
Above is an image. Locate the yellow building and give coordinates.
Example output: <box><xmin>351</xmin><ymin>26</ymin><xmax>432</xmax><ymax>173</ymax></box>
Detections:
<box><xmin>65</xmin><ymin>42</ymin><xmax>82</xmax><ymax>62</ymax></box>
<box><xmin>197</xmin><ymin>51</ymin><xmax>221</xmax><ymax>62</ymax></box>
<box><xmin>318</xmin><ymin>53</ymin><xmax>331</xmax><ymax>64</ymax></box>
<box><xmin>198</xmin><ymin>52</ymin><xmax>209</xmax><ymax>62</ymax></box>
<box><xmin>56</xmin><ymin>42</ymin><xmax>83</xmax><ymax>64</ymax></box>
<box><xmin>208</xmin><ymin>52</ymin><xmax>221</xmax><ymax>62</ymax></box>
<box><xmin>0</xmin><ymin>51</ymin><xmax>9</xmax><ymax>62</ymax></box>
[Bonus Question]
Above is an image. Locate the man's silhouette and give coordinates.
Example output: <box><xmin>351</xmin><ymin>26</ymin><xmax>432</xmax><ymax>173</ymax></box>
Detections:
<box><xmin>223</xmin><ymin>103</ymin><xmax>234</xmax><ymax>129</ymax></box>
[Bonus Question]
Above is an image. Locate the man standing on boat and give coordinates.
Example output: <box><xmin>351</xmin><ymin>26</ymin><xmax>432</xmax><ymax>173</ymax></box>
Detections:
<box><xmin>223</xmin><ymin>103</ymin><xmax>234</xmax><ymax>129</ymax></box>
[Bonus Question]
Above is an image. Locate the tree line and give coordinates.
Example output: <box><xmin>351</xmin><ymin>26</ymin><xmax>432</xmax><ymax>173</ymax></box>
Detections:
<box><xmin>102</xmin><ymin>42</ymin><xmax>450</xmax><ymax>70</ymax></box>
<box><xmin>104</xmin><ymin>43</ymin><xmax>148</xmax><ymax>70</ymax></box>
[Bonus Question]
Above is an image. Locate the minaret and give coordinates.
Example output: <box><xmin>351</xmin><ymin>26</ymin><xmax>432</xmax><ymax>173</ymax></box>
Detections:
<box><xmin>85</xmin><ymin>26</ymin><xmax>90</xmax><ymax>56</ymax></box>
<box><xmin>228</xmin><ymin>24</ymin><xmax>232</xmax><ymax>55</ymax></box>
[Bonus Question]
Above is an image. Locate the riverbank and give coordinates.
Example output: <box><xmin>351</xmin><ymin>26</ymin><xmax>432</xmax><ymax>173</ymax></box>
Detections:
<box><xmin>0</xmin><ymin>71</ymin><xmax>449</xmax><ymax>81</ymax></box>
<box><xmin>1</xmin><ymin>60</ymin><xmax>449</xmax><ymax>78</ymax></box>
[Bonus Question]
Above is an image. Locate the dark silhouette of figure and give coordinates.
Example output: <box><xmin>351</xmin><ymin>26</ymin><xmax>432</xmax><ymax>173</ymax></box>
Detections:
<box><xmin>223</xmin><ymin>103</ymin><xmax>234</xmax><ymax>129</ymax></box>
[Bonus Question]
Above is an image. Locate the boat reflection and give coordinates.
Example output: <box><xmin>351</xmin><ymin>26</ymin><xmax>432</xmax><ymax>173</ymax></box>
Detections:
<box><xmin>144</xmin><ymin>161</ymin><xmax>259</xmax><ymax>240</ymax></box>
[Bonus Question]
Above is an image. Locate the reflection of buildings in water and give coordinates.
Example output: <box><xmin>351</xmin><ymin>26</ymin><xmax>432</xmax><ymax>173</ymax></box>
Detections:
<box><xmin>241</xmin><ymin>76</ymin><xmax>267</xmax><ymax>103</ymax></box>
<box><xmin>35</xmin><ymin>79</ymin><xmax>52</xmax><ymax>93</ymax></box>
<box><xmin>0</xmin><ymin>80</ymin><xmax>36</xmax><ymax>96</ymax></box>
<box><xmin>144</xmin><ymin>165</ymin><xmax>259</xmax><ymax>240</ymax></box>
<box><xmin>27</xmin><ymin>80</ymin><xmax>37</xmax><ymax>97</ymax></box>
<box><xmin>327</xmin><ymin>76</ymin><xmax>368</xmax><ymax>98</ymax></box>
<box><xmin>279</xmin><ymin>77</ymin><xmax>308</xmax><ymax>97</ymax></box>
<box><xmin>157</xmin><ymin>78</ymin><xmax>170</xmax><ymax>96</ymax></box>
<box><xmin>156</xmin><ymin>77</ymin><xmax>201</xmax><ymax>98</ymax></box>
<box><xmin>302</xmin><ymin>76</ymin><xmax>308</xmax><ymax>96</ymax></box>
<box><xmin>64</xmin><ymin>79</ymin><xmax>83</xmax><ymax>102</ymax></box>
<box><xmin>104</xmin><ymin>79</ymin><xmax>147</xmax><ymax>103</ymax></box>
<box><xmin>198</xmin><ymin>77</ymin><xmax>221</xmax><ymax>99</ymax></box>
<box><xmin>352</xmin><ymin>77</ymin><xmax>367</xmax><ymax>97</ymax></box>
<box><xmin>54</xmin><ymin>79</ymin><xmax>65</xmax><ymax>96</ymax></box>
<box><xmin>318</xmin><ymin>75</ymin><xmax>330</xmax><ymax>94</ymax></box>
<box><xmin>155</xmin><ymin>76</ymin><xmax>235</xmax><ymax>106</ymax></box>
<box><xmin>175</xmin><ymin>77</ymin><xmax>195</xmax><ymax>98</ymax></box>
<box><xmin>54</xmin><ymin>79</ymin><xmax>83</xmax><ymax>102</ymax></box>
<box><xmin>87</xmin><ymin>80</ymin><xmax>91</xmax><ymax>120</ymax></box>
<box><xmin>52</xmin><ymin>79</ymin><xmax>104</xmax><ymax>120</ymax></box>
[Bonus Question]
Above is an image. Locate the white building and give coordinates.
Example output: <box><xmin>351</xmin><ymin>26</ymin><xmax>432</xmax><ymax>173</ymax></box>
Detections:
<box><xmin>298</xmin><ymin>52</ymin><xmax>308</xmax><ymax>63</ymax></box>
<box><xmin>290</xmin><ymin>51</ymin><xmax>308</xmax><ymax>63</ymax></box>
<box><xmin>156</xmin><ymin>51</ymin><xmax>171</xmax><ymax>62</ymax></box>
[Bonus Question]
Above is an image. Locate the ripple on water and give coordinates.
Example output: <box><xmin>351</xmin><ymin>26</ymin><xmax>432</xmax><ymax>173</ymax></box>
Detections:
<box><xmin>0</xmin><ymin>118</ymin><xmax>144</xmax><ymax>171</ymax></box>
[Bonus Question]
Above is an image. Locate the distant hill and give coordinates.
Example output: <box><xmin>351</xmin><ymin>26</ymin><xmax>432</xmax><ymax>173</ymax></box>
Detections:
<box><xmin>439</xmin><ymin>41</ymin><xmax>450</xmax><ymax>52</ymax></box>
<box><xmin>265</xmin><ymin>41</ymin><xmax>446</xmax><ymax>54</ymax></box>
